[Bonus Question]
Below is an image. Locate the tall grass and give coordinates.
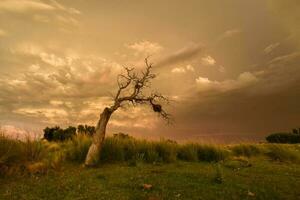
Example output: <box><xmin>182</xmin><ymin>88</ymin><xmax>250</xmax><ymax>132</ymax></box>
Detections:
<box><xmin>100</xmin><ymin>138</ymin><xmax>178</xmax><ymax>163</ymax></box>
<box><xmin>0</xmin><ymin>134</ymin><xmax>47</xmax><ymax>176</ymax></box>
<box><xmin>266</xmin><ymin>144</ymin><xmax>300</xmax><ymax>163</ymax></box>
<box><xmin>1</xmin><ymin>131</ymin><xmax>300</xmax><ymax>176</ymax></box>
<box><xmin>0</xmin><ymin>134</ymin><xmax>46</xmax><ymax>165</ymax></box>
<box><xmin>65</xmin><ymin>134</ymin><xmax>92</xmax><ymax>162</ymax></box>
<box><xmin>231</xmin><ymin>144</ymin><xmax>263</xmax><ymax>157</ymax></box>
<box><xmin>177</xmin><ymin>144</ymin><xmax>199</xmax><ymax>161</ymax></box>
<box><xmin>101</xmin><ymin>139</ymin><xmax>226</xmax><ymax>163</ymax></box>
<box><xmin>0</xmin><ymin>134</ymin><xmax>24</xmax><ymax>166</ymax></box>
<box><xmin>197</xmin><ymin>144</ymin><xmax>229</xmax><ymax>162</ymax></box>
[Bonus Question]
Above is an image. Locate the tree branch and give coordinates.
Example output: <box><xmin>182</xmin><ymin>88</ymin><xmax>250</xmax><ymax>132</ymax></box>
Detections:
<box><xmin>109</xmin><ymin>58</ymin><xmax>171</xmax><ymax>123</ymax></box>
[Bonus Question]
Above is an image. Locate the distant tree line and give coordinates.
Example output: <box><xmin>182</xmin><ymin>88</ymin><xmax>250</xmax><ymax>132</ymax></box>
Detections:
<box><xmin>266</xmin><ymin>128</ymin><xmax>300</xmax><ymax>144</ymax></box>
<box><xmin>43</xmin><ymin>125</ymin><xmax>96</xmax><ymax>142</ymax></box>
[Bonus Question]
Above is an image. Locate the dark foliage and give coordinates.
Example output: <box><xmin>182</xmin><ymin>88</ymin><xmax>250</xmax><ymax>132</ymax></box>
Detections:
<box><xmin>44</xmin><ymin>125</ymin><xmax>96</xmax><ymax>142</ymax></box>
<box><xmin>266</xmin><ymin>132</ymin><xmax>300</xmax><ymax>144</ymax></box>
<box><xmin>43</xmin><ymin>126</ymin><xmax>76</xmax><ymax>142</ymax></box>
<box><xmin>77</xmin><ymin>125</ymin><xmax>96</xmax><ymax>136</ymax></box>
<box><xmin>292</xmin><ymin>128</ymin><xmax>300</xmax><ymax>134</ymax></box>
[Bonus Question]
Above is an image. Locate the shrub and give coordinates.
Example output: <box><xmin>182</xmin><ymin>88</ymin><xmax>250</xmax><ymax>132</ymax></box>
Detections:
<box><xmin>197</xmin><ymin>145</ymin><xmax>229</xmax><ymax>162</ymax></box>
<box><xmin>266</xmin><ymin>132</ymin><xmax>300</xmax><ymax>144</ymax></box>
<box><xmin>231</xmin><ymin>144</ymin><xmax>262</xmax><ymax>157</ymax></box>
<box><xmin>177</xmin><ymin>144</ymin><xmax>198</xmax><ymax>161</ymax></box>
<box><xmin>77</xmin><ymin>125</ymin><xmax>96</xmax><ymax>136</ymax></box>
<box><xmin>44</xmin><ymin>126</ymin><xmax>77</xmax><ymax>142</ymax></box>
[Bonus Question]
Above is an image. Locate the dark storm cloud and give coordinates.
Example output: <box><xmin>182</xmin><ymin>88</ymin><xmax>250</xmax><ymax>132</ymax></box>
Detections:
<box><xmin>170</xmin><ymin>50</ymin><xmax>300</xmax><ymax>142</ymax></box>
<box><xmin>157</xmin><ymin>43</ymin><xmax>204</xmax><ymax>68</ymax></box>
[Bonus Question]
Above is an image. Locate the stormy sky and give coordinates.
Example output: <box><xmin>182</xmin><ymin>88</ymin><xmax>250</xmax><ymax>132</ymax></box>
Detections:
<box><xmin>0</xmin><ymin>0</ymin><xmax>299</xmax><ymax>142</ymax></box>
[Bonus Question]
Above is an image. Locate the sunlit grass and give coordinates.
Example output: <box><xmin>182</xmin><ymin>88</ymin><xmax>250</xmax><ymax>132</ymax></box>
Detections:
<box><xmin>1</xmin><ymin>130</ymin><xmax>300</xmax><ymax>177</ymax></box>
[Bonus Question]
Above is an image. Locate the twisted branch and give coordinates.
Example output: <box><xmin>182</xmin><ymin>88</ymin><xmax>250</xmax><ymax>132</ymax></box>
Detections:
<box><xmin>109</xmin><ymin>58</ymin><xmax>171</xmax><ymax>123</ymax></box>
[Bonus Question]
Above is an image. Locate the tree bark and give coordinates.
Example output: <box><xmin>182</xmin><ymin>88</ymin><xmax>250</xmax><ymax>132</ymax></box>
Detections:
<box><xmin>85</xmin><ymin>107</ymin><xmax>112</xmax><ymax>166</ymax></box>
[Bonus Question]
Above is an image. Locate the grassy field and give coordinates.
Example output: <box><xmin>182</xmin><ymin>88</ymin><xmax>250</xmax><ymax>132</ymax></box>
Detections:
<box><xmin>1</xmin><ymin>134</ymin><xmax>300</xmax><ymax>200</ymax></box>
<box><xmin>1</xmin><ymin>159</ymin><xmax>300</xmax><ymax>200</ymax></box>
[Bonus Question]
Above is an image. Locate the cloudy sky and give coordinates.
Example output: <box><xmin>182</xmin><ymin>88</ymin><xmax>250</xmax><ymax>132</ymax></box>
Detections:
<box><xmin>0</xmin><ymin>0</ymin><xmax>299</xmax><ymax>142</ymax></box>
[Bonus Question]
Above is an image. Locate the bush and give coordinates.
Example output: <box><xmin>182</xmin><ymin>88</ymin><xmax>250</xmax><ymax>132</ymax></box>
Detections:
<box><xmin>77</xmin><ymin>125</ymin><xmax>96</xmax><ymax>136</ymax></box>
<box><xmin>266</xmin><ymin>133</ymin><xmax>300</xmax><ymax>144</ymax></box>
<box><xmin>44</xmin><ymin>126</ymin><xmax>77</xmax><ymax>142</ymax></box>
<box><xmin>266</xmin><ymin>145</ymin><xmax>300</xmax><ymax>163</ymax></box>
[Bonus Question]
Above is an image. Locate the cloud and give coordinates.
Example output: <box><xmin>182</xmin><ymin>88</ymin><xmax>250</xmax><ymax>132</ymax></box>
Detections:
<box><xmin>0</xmin><ymin>29</ymin><xmax>7</xmax><ymax>37</ymax></box>
<box><xmin>12</xmin><ymin>43</ymin><xmax>71</xmax><ymax>67</ymax></box>
<box><xmin>196</xmin><ymin>72</ymin><xmax>258</xmax><ymax>92</ymax></box>
<box><xmin>0</xmin><ymin>0</ymin><xmax>81</xmax><ymax>15</ymax></box>
<box><xmin>264</xmin><ymin>42</ymin><xmax>280</xmax><ymax>54</ymax></box>
<box><xmin>217</xmin><ymin>28</ymin><xmax>242</xmax><ymax>41</ymax></box>
<box><xmin>218</xmin><ymin>65</ymin><xmax>225</xmax><ymax>73</ymax></box>
<box><xmin>28</xmin><ymin>64</ymin><xmax>40</xmax><ymax>72</ymax></box>
<box><xmin>186</xmin><ymin>64</ymin><xmax>195</xmax><ymax>71</ymax></box>
<box><xmin>0</xmin><ymin>0</ymin><xmax>81</xmax><ymax>28</ymax></box>
<box><xmin>49</xmin><ymin>0</ymin><xmax>81</xmax><ymax>15</ymax></box>
<box><xmin>0</xmin><ymin>0</ymin><xmax>55</xmax><ymax>13</ymax></box>
<box><xmin>268</xmin><ymin>51</ymin><xmax>300</xmax><ymax>66</ymax></box>
<box><xmin>0</xmin><ymin>49</ymin><xmax>124</xmax><ymax>126</ymax></box>
<box><xmin>171</xmin><ymin>64</ymin><xmax>195</xmax><ymax>73</ymax></box>
<box><xmin>201</xmin><ymin>55</ymin><xmax>216</xmax><ymax>66</ymax></box>
<box><xmin>39</xmin><ymin>52</ymin><xmax>68</xmax><ymax>67</ymax></box>
<box><xmin>126</xmin><ymin>40</ymin><xmax>163</xmax><ymax>56</ymax></box>
<box><xmin>172</xmin><ymin>67</ymin><xmax>186</xmax><ymax>73</ymax></box>
<box><xmin>14</xmin><ymin>107</ymin><xmax>67</xmax><ymax>118</ymax></box>
<box><xmin>109</xmin><ymin>107</ymin><xmax>160</xmax><ymax>130</ymax></box>
<box><xmin>49</xmin><ymin>100</ymin><xmax>64</xmax><ymax>106</ymax></box>
<box><xmin>157</xmin><ymin>43</ymin><xmax>203</xmax><ymax>67</ymax></box>
<box><xmin>267</xmin><ymin>0</ymin><xmax>300</xmax><ymax>46</ymax></box>
<box><xmin>0</xmin><ymin>125</ymin><xmax>38</xmax><ymax>140</ymax></box>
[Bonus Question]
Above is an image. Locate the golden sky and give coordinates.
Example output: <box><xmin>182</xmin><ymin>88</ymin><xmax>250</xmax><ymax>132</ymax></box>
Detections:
<box><xmin>0</xmin><ymin>0</ymin><xmax>299</xmax><ymax>142</ymax></box>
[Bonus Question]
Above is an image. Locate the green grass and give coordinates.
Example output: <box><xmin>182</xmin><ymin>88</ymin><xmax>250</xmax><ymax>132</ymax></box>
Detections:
<box><xmin>1</xmin><ymin>159</ymin><xmax>300</xmax><ymax>200</ymax></box>
<box><xmin>1</xmin><ymin>134</ymin><xmax>300</xmax><ymax>199</ymax></box>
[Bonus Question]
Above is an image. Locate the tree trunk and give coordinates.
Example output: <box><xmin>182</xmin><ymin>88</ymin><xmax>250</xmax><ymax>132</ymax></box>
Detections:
<box><xmin>85</xmin><ymin>107</ymin><xmax>112</xmax><ymax>166</ymax></box>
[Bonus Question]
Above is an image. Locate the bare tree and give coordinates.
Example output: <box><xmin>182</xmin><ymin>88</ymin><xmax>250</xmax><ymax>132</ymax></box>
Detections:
<box><xmin>85</xmin><ymin>58</ymin><xmax>171</xmax><ymax>166</ymax></box>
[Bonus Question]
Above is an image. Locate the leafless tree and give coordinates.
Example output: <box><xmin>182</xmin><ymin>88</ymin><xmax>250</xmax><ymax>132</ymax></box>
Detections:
<box><xmin>85</xmin><ymin>58</ymin><xmax>171</xmax><ymax>166</ymax></box>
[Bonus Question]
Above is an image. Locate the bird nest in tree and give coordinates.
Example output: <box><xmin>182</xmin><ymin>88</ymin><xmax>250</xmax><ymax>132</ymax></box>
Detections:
<box><xmin>152</xmin><ymin>103</ymin><xmax>162</xmax><ymax>113</ymax></box>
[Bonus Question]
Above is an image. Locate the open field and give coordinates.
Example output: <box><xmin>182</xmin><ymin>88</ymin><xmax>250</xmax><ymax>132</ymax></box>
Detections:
<box><xmin>1</xmin><ymin>134</ymin><xmax>300</xmax><ymax>199</ymax></box>
<box><xmin>1</xmin><ymin>159</ymin><xmax>300</xmax><ymax>200</ymax></box>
